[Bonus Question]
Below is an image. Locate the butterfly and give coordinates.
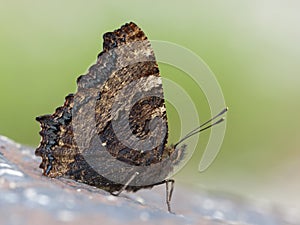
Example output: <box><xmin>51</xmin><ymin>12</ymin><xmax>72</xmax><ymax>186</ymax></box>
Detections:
<box><xmin>36</xmin><ymin>22</ymin><xmax>227</xmax><ymax>213</ymax></box>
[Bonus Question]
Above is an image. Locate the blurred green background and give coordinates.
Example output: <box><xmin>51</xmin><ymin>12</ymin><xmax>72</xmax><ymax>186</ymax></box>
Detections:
<box><xmin>1</xmin><ymin>0</ymin><xmax>299</xmax><ymax>211</ymax></box>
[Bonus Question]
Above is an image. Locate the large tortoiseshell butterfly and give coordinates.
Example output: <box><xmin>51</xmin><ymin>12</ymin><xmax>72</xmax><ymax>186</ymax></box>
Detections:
<box><xmin>36</xmin><ymin>22</ymin><xmax>227</xmax><ymax>212</ymax></box>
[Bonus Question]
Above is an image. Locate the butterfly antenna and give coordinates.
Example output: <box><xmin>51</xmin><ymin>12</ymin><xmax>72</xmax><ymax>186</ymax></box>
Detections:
<box><xmin>174</xmin><ymin>107</ymin><xmax>228</xmax><ymax>148</ymax></box>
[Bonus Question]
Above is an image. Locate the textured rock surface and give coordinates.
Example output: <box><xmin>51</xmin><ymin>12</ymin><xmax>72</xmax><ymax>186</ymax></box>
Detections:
<box><xmin>0</xmin><ymin>135</ymin><xmax>293</xmax><ymax>225</ymax></box>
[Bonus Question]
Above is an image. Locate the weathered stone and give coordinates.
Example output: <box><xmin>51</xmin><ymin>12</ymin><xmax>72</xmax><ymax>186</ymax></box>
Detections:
<box><xmin>0</xmin><ymin>135</ymin><xmax>291</xmax><ymax>225</ymax></box>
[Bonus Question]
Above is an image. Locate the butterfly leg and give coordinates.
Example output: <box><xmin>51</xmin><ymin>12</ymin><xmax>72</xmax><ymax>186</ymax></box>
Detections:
<box><xmin>112</xmin><ymin>171</ymin><xmax>139</xmax><ymax>196</ymax></box>
<box><xmin>151</xmin><ymin>179</ymin><xmax>175</xmax><ymax>213</ymax></box>
<box><xmin>165</xmin><ymin>179</ymin><xmax>175</xmax><ymax>213</ymax></box>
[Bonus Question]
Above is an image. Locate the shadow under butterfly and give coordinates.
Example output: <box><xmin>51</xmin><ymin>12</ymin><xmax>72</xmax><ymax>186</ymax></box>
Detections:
<box><xmin>35</xmin><ymin>22</ymin><xmax>228</xmax><ymax>213</ymax></box>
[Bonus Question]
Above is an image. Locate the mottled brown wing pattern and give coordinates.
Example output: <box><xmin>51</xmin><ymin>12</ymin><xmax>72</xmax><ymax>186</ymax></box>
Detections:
<box><xmin>36</xmin><ymin>22</ymin><xmax>185</xmax><ymax>194</ymax></box>
<box><xmin>36</xmin><ymin>94</ymin><xmax>76</xmax><ymax>177</ymax></box>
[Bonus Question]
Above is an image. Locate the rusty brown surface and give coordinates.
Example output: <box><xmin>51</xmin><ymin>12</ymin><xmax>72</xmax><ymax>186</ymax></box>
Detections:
<box><xmin>0</xmin><ymin>135</ymin><xmax>291</xmax><ymax>225</ymax></box>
